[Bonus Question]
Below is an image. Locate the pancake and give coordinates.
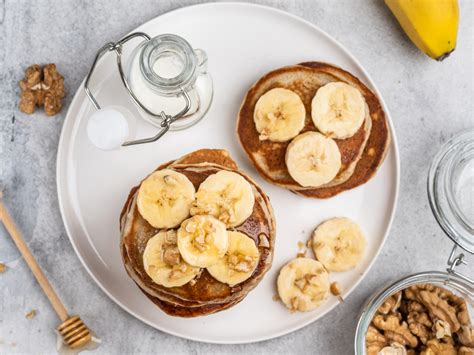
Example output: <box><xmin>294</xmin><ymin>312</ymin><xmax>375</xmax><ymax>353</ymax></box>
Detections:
<box><xmin>237</xmin><ymin>62</ymin><xmax>390</xmax><ymax>198</ymax></box>
<box><xmin>119</xmin><ymin>149</ymin><xmax>276</xmax><ymax>316</ymax></box>
<box><xmin>172</xmin><ymin>148</ymin><xmax>239</xmax><ymax>170</ymax></box>
<box><xmin>293</xmin><ymin>62</ymin><xmax>390</xmax><ymax>198</ymax></box>
<box><xmin>142</xmin><ymin>288</ymin><xmax>246</xmax><ymax>318</ymax></box>
<box><xmin>121</xmin><ymin>236</ymin><xmax>247</xmax><ymax>317</ymax></box>
<box><xmin>121</xmin><ymin>170</ymin><xmax>274</xmax><ymax>305</ymax></box>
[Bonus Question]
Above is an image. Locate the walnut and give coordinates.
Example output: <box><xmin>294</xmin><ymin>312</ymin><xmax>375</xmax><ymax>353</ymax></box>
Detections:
<box><xmin>407</xmin><ymin>311</ymin><xmax>432</xmax><ymax>344</ymax></box>
<box><xmin>258</xmin><ymin>233</ymin><xmax>270</xmax><ymax>248</ymax></box>
<box><xmin>404</xmin><ymin>287</ymin><xmax>417</xmax><ymax>300</ymax></box>
<box><xmin>290</xmin><ymin>296</ymin><xmax>307</xmax><ymax>312</ymax></box>
<box><xmin>162</xmin><ymin>246</ymin><xmax>181</xmax><ymax>266</ymax></box>
<box><xmin>459</xmin><ymin>346</ymin><xmax>474</xmax><ymax>355</ymax></box>
<box><xmin>379</xmin><ymin>292</ymin><xmax>402</xmax><ymax>314</ymax></box>
<box><xmin>453</xmin><ymin>297</ymin><xmax>471</xmax><ymax>326</ymax></box>
<box><xmin>19</xmin><ymin>90</ymin><xmax>37</xmax><ymax>114</ymax></box>
<box><xmin>227</xmin><ymin>253</ymin><xmax>255</xmax><ymax>273</ymax></box>
<box><xmin>19</xmin><ymin>64</ymin><xmax>65</xmax><ymax>116</ymax></box>
<box><xmin>421</xmin><ymin>339</ymin><xmax>457</xmax><ymax>355</ymax></box>
<box><xmin>330</xmin><ymin>282</ymin><xmax>341</xmax><ymax>296</ymax></box>
<box><xmin>418</xmin><ymin>290</ymin><xmax>461</xmax><ymax>332</ymax></box>
<box><xmin>373</xmin><ymin>314</ymin><xmax>418</xmax><ymax>348</ymax></box>
<box><xmin>25</xmin><ymin>309</ymin><xmax>37</xmax><ymax>320</ymax></box>
<box><xmin>19</xmin><ymin>64</ymin><xmax>65</xmax><ymax>115</ymax></box>
<box><xmin>407</xmin><ymin>300</ymin><xmax>426</xmax><ymax>313</ymax></box>
<box><xmin>457</xmin><ymin>325</ymin><xmax>474</xmax><ymax>347</ymax></box>
<box><xmin>366</xmin><ymin>325</ymin><xmax>387</xmax><ymax>355</ymax></box>
<box><xmin>378</xmin><ymin>342</ymin><xmax>407</xmax><ymax>355</ymax></box>
<box><xmin>20</xmin><ymin>64</ymin><xmax>42</xmax><ymax>89</ymax></box>
<box><xmin>434</xmin><ymin>319</ymin><xmax>452</xmax><ymax>339</ymax></box>
<box><xmin>164</xmin><ymin>230</ymin><xmax>177</xmax><ymax>244</ymax></box>
<box><xmin>294</xmin><ymin>278</ymin><xmax>306</xmax><ymax>291</ymax></box>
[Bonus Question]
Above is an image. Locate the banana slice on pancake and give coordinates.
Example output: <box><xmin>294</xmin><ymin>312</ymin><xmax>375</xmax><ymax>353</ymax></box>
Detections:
<box><xmin>311</xmin><ymin>217</ymin><xmax>366</xmax><ymax>272</ymax></box>
<box><xmin>207</xmin><ymin>231</ymin><xmax>259</xmax><ymax>286</ymax></box>
<box><xmin>277</xmin><ymin>258</ymin><xmax>330</xmax><ymax>312</ymax></box>
<box><xmin>143</xmin><ymin>230</ymin><xmax>201</xmax><ymax>288</ymax></box>
<box><xmin>177</xmin><ymin>215</ymin><xmax>229</xmax><ymax>268</ymax></box>
<box><xmin>285</xmin><ymin>131</ymin><xmax>341</xmax><ymax>187</ymax></box>
<box><xmin>191</xmin><ymin>170</ymin><xmax>255</xmax><ymax>227</ymax></box>
<box><xmin>137</xmin><ymin>169</ymin><xmax>196</xmax><ymax>229</ymax></box>
<box><xmin>253</xmin><ymin>88</ymin><xmax>305</xmax><ymax>142</ymax></box>
<box><xmin>311</xmin><ymin>82</ymin><xmax>366</xmax><ymax>139</ymax></box>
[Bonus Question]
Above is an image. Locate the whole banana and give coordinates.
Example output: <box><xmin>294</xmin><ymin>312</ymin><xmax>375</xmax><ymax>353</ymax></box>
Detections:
<box><xmin>385</xmin><ymin>0</ymin><xmax>459</xmax><ymax>61</ymax></box>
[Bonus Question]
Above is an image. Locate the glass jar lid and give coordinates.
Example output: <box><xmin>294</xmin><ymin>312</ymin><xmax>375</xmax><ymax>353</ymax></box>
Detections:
<box><xmin>428</xmin><ymin>130</ymin><xmax>474</xmax><ymax>254</ymax></box>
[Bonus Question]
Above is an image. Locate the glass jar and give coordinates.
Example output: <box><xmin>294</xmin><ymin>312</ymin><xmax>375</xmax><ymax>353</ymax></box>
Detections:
<box><xmin>84</xmin><ymin>32</ymin><xmax>214</xmax><ymax>148</ymax></box>
<box><xmin>428</xmin><ymin>130</ymin><xmax>474</xmax><ymax>254</ymax></box>
<box><xmin>354</xmin><ymin>130</ymin><xmax>474</xmax><ymax>354</ymax></box>
<box><xmin>127</xmin><ymin>34</ymin><xmax>213</xmax><ymax>130</ymax></box>
<box><xmin>354</xmin><ymin>271</ymin><xmax>474</xmax><ymax>354</ymax></box>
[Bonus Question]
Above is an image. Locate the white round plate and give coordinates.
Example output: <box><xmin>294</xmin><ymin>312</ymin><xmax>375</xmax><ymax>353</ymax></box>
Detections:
<box><xmin>57</xmin><ymin>2</ymin><xmax>399</xmax><ymax>344</ymax></box>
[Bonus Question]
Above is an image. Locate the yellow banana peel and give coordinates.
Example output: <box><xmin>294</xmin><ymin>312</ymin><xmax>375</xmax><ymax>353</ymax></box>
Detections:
<box><xmin>385</xmin><ymin>0</ymin><xmax>459</xmax><ymax>61</ymax></box>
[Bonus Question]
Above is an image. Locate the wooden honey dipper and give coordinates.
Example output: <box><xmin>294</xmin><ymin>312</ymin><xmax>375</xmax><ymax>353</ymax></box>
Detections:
<box><xmin>0</xmin><ymin>193</ymin><xmax>92</xmax><ymax>349</ymax></box>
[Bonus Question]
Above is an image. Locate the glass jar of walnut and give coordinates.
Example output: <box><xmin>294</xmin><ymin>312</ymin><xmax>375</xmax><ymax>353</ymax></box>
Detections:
<box><xmin>355</xmin><ymin>131</ymin><xmax>474</xmax><ymax>354</ymax></box>
<box><xmin>354</xmin><ymin>272</ymin><xmax>473</xmax><ymax>354</ymax></box>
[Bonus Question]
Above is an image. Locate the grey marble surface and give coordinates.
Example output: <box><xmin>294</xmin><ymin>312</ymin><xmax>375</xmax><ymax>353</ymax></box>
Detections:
<box><xmin>0</xmin><ymin>0</ymin><xmax>473</xmax><ymax>354</ymax></box>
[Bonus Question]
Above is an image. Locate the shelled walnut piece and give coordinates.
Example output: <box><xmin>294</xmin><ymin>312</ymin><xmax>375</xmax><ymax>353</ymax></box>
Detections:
<box><xmin>366</xmin><ymin>284</ymin><xmax>474</xmax><ymax>354</ymax></box>
<box><xmin>19</xmin><ymin>64</ymin><xmax>65</xmax><ymax>115</ymax></box>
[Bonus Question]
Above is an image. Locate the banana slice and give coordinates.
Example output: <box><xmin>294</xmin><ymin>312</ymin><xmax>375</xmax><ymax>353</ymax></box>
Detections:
<box><xmin>311</xmin><ymin>81</ymin><xmax>366</xmax><ymax>139</ymax></box>
<box><xmin>312</xmin><ymin>217</ymin><xmax>366</xmax><ymax>272</ymax></box>
<box><xmin>277</xmin><ymin>258</ymin><xmax>330</xmax><ymax>312</ymax></box>
<box><xmin>190</xmin><ymin>170</ymin><xmax>255</xmax><ymax>227</ymax></box>
<box><xmin>285</xmin><ymin>131</ymin><xmax>341</xmax><ymax>187</ymax></box>
<box><xmin>137</xmin><ymin>169</ymin><xmax>196</xmax><ymax>229</ymax></box>
<box><xmin>253</xmin><ymin>88</ymin><xmax>306</xmax><ymax>142</ymax></box>
<box><xmin>177</xmin><ymin>215</ymin><xmax>229</xmax><ymax>268</ymax></box>
<box><xmin>207</xmin><ymin>231</ymin><xmax>259</xmax><ymax>286</ymax></box>
<box><xmin>142</xmin><ymin>230</ymin><xmax>201</xmax><ymax>288</ymax></box>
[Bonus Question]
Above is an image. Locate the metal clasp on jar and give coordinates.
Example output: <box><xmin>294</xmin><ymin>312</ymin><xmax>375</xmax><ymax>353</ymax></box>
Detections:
<box><xmin>447</xmin><ymin>244</ymin><xmax>473</xmax><ymax>284</ymax></box>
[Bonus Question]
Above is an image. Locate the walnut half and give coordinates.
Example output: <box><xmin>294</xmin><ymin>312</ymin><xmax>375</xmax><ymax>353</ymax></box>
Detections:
<box><xmin>19</xmin><ymin>64</ymin><xmax>65</xmax><ymax>116</ymax></box>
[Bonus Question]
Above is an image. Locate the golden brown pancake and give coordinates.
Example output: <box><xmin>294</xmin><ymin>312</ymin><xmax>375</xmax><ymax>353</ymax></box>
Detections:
<box><xmin>142</xmin><ymin>288</ymin><xmax>245</xmax><ymax>318</ymax></box>
<box><xmin>119</xmin><ymin>149</ymin><xmax>276</xmax><ymax>317</ymax></box>
<box><xmin>172</xmin><ymin>149</ymin><xmax>239</xmax><ymax>170</ymax></box>
<box><xmin>293</xmin><ymin>62</ymin><xmax>390</xmax><ymax>198</ymax></box>
<box><xmin>237</xmin><ymin>62</ymin><xmax>390</xmax><ymax>198</ymax></box>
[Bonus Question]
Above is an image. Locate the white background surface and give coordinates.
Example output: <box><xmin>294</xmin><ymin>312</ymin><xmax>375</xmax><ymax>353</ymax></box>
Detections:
<box><xmin>0</xmin><ymin>0</ymin><xmax>473</xmax><ymax>353</ymax></box>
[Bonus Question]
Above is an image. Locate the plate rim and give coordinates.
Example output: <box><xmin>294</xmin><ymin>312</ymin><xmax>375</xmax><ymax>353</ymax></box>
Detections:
<box><xmin>56</xmin><ymin>1</ymin><xmax>400</xmax><ymax>344</ymax></box>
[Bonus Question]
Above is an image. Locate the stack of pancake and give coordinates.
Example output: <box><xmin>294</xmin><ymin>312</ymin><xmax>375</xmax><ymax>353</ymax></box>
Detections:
<box><xmin>120</xmin><ymin>149</ymin><xmax>276</xmax><ymax>317</ymax></box>
<box><xmin>237</xmin><ymin>62</ymin><xmax>390</xmax><ymax>198</ymax></box>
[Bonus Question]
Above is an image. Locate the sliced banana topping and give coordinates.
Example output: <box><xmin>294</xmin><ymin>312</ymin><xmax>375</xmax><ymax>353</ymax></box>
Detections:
<box><xmin>311</xmin><ymin>82</ymin><xmax>366</xmax><ymax>139</ymax></box>
<box><xmin>177</xmin><ymin>215</ymin><xmax>229</xmax><ymax>268</ymax></box>
<box><xmin>190</xmin><ymin>170</ymin><xmax>255</xmax><ymax>227</ymax></box>
<box><xmin>137</xmin><ymin>169</ymin><xmax>196</xmax><ymax>229</ymax></box>
<box><xmin>285</xmin><ymin>131</ymin><xmax>341</xmax><ymax>187</ymax></box>
<box><xmin>312</xmin><ymin>217</ymin><xmax>366</xmax><ymax>272</ymax></box>
<box><xmin>253</xmin><ymin>88</ymin><xmax>306</xmax><ymax>142</ymax></box>
<box><xmin>207</xmin><ymin>231</ymin><xmax>260</xmax><ymax>287</ymax></box>
<box><xmin>143</xmin><ymin>230</ymin><xmax>200</xmax><ymax>288</ymax></box>
<box><xmin>277</xmin><ymin>258</ymin><xmax>330</xmax><ymax>312</ymax></box>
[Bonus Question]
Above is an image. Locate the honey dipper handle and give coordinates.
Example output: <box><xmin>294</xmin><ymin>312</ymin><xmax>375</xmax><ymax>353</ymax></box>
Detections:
<box><xmin>0</xmin><ymin>201</ymin><xmax>69</xmax><ymax>322</ymax></box>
